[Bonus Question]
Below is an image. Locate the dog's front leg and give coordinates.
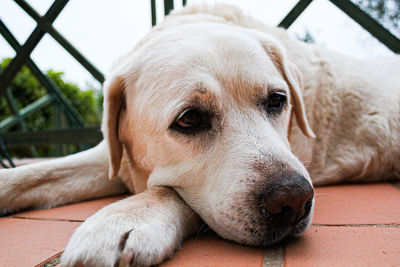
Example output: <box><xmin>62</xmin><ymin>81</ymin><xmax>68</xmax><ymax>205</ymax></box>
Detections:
<box><xmin>0</xmin><ymin>141</ymin><xmax>127</xmax><ymax>215</ymax></box>
<box><xmin>61</xmin><ymin>186</ymin><xmax>201</xmax><ymax>267</ymax></box>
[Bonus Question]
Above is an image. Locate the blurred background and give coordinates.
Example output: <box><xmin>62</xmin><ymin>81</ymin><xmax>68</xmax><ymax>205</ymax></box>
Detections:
<box><xmin>0</xmin><ymin>0</ymin><xmax>399</xmax><ymax>160</ymax></box>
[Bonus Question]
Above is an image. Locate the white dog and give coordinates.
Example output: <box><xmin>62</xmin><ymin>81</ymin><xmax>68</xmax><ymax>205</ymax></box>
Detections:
<box><xmin>0</xmin><ymin>4</ymin><xmax>399</xmax><ymax>266</ymax></box>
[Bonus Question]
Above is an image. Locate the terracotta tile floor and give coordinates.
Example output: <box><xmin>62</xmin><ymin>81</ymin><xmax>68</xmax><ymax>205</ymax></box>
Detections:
<box><xmin>1</xmin><ymin>183</ymin><xmax>399</xmax><ymax>266</ymax></box>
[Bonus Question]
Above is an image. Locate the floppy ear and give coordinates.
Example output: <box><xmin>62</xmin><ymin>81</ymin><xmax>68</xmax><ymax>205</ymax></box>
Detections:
<box><xmin>282</xmin><ymin>59</ymin><xmax>315</xmax><ymax>139</ymax></box>
<box><xmin>259</xmin><ymin>35</ymin><xmax>315</xmax><ymax>138</ymax></box>
<box><xmin>101</xmin><ymin>74</ymin><xmax>126</xmax><ymax>179</ymax></box>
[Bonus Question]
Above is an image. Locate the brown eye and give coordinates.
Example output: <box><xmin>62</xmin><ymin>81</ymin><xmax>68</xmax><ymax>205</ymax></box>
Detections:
<box><xmin>266</xmin><ymin>93</ymin><xmax>286</xmax><ymax>113</ymax></box>
<box><xmin>170</xmin><ymin>108</ymin><xmax>212</xmax><ymax>135</ymax></box>
<box><xmin>176</xmin><ymin>109</ymin><xmax>201</xmax><ymax>128</ymax></box>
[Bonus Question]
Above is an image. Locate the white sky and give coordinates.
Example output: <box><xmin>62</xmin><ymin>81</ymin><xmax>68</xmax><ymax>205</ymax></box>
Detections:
<box><xmin>0</xmin><ymin>0</ymin><xmax>394</xmax><ymax>90</ymax></box>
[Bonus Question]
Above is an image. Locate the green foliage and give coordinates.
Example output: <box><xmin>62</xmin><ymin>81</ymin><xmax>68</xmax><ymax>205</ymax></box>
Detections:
<box><xmin>0</xmin><ymin>58</ymin><xmax>102</xmax><ymax>157</ymax></box>
<box><xmin>47</xmin><ymin>69</ymin><xmax>101</xmax><ymax>126</ymax></box>
<box><xmin>0</xmin><ymin>58</ymin><xmax>46</xmax><ymax>123</ymax></box>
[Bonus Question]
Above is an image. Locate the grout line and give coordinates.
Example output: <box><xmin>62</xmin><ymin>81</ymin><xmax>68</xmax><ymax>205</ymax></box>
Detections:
<box><xmin>11</xmin><ymin>216</ymin><xmax>84</xmax><ymax>223</ymax></box>
<box><xmin>390</xmin><ymin>182</ymin><xmax>400</xmax><ymax>191</ymax></box>
<box><xmin>35</xmin><ymin>251</ymin><xmax>62</xmax><ymax>267</ymax></box>
<box><xmin>312</xmin><ymin>223</ymin><xmax>400</xmax><ymax>228</ymax></box>
<box><xmin>264</xmin><ymin>246</ymin><xmax>284</xmax><ymax>267</ymax></box>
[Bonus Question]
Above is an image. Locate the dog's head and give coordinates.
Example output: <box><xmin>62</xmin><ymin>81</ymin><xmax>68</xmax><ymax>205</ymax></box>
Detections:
<box><xmin>102</xmin><ymin>22</ymin><xmax>315</xmax><ymax>246</ymax></box>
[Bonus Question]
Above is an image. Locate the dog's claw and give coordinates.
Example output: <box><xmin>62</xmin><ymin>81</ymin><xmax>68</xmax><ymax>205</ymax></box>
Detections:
<box><xmin>117</xmin><ymin>230</ymin><xmax>135</xmax><ymax>267</ymax></box>
<box><xmin>118</xmin><ymin>249</ymin><xmax>135</xmax><ymax>267</ymax></box>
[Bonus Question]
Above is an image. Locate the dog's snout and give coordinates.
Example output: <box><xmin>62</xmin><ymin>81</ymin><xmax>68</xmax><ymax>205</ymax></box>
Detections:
<box><xmin>261</xmin><ymin>175</ymin><xmax>314</xmax><ymax>225</ymax></box>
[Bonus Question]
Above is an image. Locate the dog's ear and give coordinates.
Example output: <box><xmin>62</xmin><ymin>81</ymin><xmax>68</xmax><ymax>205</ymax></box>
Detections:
<box><xmin>283</xmin><ymin>60</ymin><xmax>315</xmax><ymax>139</ymax></box>
<box><xmin>258</xmin><ymin>35</ymin><xmax>315</xmax><ymax>138</ymax></box>
<box><xmin>101</xmin><ymin>74</ymin><xmax>126</xmax><ymax>179</ymax></box>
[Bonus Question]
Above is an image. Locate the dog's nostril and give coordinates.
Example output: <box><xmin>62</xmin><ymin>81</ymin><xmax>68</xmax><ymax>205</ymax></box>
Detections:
<box><xmin>280</xmin><ymin>206</ymin><xmax>292</xmax><ymax>216</ymax></box>
<box><xmin>301</xmin><ymin>200</ymin><xmax>313</xmax><ymax>220</ymax></box>
<box><xmin>304</xmin><ymin>200</ymin><xmax>312</xmax><ymax>213</ymax></box>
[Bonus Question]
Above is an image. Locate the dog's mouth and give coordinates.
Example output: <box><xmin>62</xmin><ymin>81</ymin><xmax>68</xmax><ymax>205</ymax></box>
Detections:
<box><xmin>253</xmin><ymin>214</ymin><xmax>312</xmax><ymax>246</ymax></box>
<box><xmin>260</xmin><ymin>214</ymin><xmax>312</xmax><ymax>246</ymax></box>
<box><xmin>213</xmin><ymin>198</ymin><xmax>314</xmax><ymax>247</ymax></box>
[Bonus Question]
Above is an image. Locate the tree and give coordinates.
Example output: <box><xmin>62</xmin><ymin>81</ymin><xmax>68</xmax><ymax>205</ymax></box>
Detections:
<box><xmin>0</xmin><ymin>58</ymin><xmax>102</xmax><ymax>157</ymax></box>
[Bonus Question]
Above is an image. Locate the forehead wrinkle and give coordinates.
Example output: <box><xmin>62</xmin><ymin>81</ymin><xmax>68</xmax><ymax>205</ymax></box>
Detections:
<box><xmin>224</xmin><ymin>79</ymin><xmax>267</xmax><ymax>105</ymax></box>
<box><xmin>211</xmin><ymin>63</ymin><xmax>268</xmax><ymax>108</ymax></box>
<box><xmin>180</xmin><ymin>85</ymin><xmax>221</xmax><ymax>114</ymax></box>
<box><xmin>217</xmin><ymin>72</ymin><xmax>291</xmax><ymax>111</ymax></box>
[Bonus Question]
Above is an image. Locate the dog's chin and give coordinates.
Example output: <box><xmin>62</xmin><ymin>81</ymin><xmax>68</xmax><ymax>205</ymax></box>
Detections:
<box><xmin>214</xmin><ymin>214</ymin><xmax>313</xmax><ymax>247</ymax></box>
<box><xmin>259</xmin><ymin>216</ymin><xmax>312</xmax><ymax>246</ymax></box>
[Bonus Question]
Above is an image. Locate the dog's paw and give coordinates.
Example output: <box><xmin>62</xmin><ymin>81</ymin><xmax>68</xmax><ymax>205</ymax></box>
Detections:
<box><xmin>61</xmin><ymin>206</ymin><xmax>181</xmax><ymax>266</ymax></box>
<box><xmin>117</xmin><ymin>223</ymin><xmax>180</xmax><ymax>266</ymax></box>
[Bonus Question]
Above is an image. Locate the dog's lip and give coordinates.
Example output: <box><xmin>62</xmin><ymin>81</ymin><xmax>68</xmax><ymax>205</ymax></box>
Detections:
<box><xmin>261</xmin><ymin>213</ymin><xmax>312</xmax><ymax>245</ymax></box>
<box><xmin>291</xmin><ymin>216</ymin><xmax>311</xmax><ymax>234</ymax></box>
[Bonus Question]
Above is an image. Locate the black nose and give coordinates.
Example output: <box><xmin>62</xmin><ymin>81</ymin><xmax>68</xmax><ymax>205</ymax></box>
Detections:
<box><xmin>261</xmin><ymin>175</ymin><xmax>314</xmax><ymax>225</ymax></box>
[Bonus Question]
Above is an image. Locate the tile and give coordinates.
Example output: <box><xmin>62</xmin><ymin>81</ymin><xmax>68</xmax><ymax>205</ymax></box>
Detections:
<box><xmin>161</xmin><ymin>232</ymin><xmax>265</xmax><ymax>267</ymax></box>
<box><xmin>0</xmin><ymin>218</ymin><xmax>80</xmax><ymax>267</ymax></box>
<box><xmin>284</xmin><ymin>225</ymin><xmax>400</xmax><ymax>267</ymax></box>
<box><xmin>313</xmin><ymin>183</ymin><xmax>400</xmax><ymax>225</ymax></box>
<box><xmin>14</xmin><ymin>195</ymin><xmax>128</xmax><ymax>221</ymax></box>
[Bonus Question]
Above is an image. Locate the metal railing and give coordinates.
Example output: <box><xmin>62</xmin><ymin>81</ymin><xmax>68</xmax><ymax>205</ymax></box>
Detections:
<box><xmin>0</xmin><ymin>0</ymin><xmax>100</xmax><ymax>157</ymax></box>
<box><xmin>279</xmin><ymin>0</ymin><xmax>399</xmax><ymax>53</ymax></box>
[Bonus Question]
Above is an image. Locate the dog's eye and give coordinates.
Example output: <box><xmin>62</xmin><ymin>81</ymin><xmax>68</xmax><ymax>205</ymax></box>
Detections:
<box><xmin>170</xmin><ymin>108</ymin><xmax>213</xmax><ymax>135</ymax></box>
<box><xmin>170</xmin><ymin>108</ymin><xmax>212</xmax><ymax>135</ymax></box>
<box><xmin>176</xmin><ymin>109</ymin><xmax>201</xmax><ymax>128</ymax></box>
<box><xmin>266</xmin><ymin>93</ymin><xmax>286</xmax><ymax>113</ymax></box>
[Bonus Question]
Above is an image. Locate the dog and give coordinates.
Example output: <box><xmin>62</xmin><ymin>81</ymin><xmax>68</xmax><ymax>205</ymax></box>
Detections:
<box><xmin>0</xmin><ymin>4</ymin><xmax>399</xmax><ymax>266</ymax></box>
